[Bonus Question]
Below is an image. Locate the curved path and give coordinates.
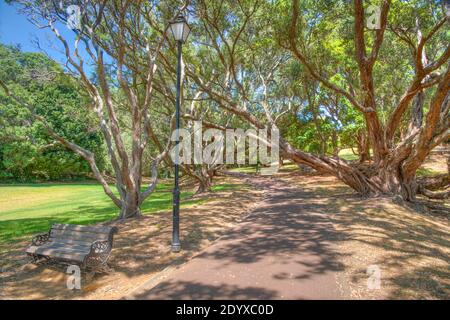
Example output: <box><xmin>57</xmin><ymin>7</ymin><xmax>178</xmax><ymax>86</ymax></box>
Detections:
<box><xmin>128</xmin><ymin>176</ymin><xmax>348</xmax><ymax>300</ymax></box>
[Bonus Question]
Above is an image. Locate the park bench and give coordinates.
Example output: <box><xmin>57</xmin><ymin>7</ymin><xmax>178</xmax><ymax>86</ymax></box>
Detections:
<box><xmin>26</xmin><ymin>223</ymin><xmax>118</xmax><ymax>272</ymax></box>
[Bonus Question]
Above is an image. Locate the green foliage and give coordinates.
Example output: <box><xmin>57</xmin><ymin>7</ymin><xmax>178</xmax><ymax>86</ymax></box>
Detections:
<box><xmin>0</xmin><ymin>44</ymin><xmax>106</xmax><ymax>181</ymax></box>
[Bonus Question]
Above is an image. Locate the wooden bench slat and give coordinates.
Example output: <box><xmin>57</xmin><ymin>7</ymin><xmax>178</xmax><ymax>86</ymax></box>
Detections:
<box><xmin>26</xmin><ymin>245</ymin><xmax>41</xmax><ymax>254</ymax></box>
<box><xmin>44</xmin><ymin>242</ymin><xmax>91</xmax><ymax>251</ymax></box>
<box><xmin>37</xmin><ymin>244</ymin><xmax>89</xmax><ymax>255</ymax></box>
<box><xmin>26</xmin><ymin>243</ymin><xmax>91</xmax><ymax>254</ymax></box>
<box><xmin>50</xmin><ymin>229</ymin><xmax>109</xmax><ymax>242</ymax></box>
<box><xmin>26</xmin><ymin>246</ymin><xmax>88</xmax><ymax>262</ymax></box>
<box><xmin>51</xmin><ymin>223</ymin><xmax>115</xmax><ymax>235</ymax></box>
<box><xmin>39</xmin><ymin>250</ymin><xmax>86</xmax><ymax>262</ymax></box>
<box><xmin>47</xmin><ymin>238</ymin><xmax>93</xmax><ymax>247</ymax></box>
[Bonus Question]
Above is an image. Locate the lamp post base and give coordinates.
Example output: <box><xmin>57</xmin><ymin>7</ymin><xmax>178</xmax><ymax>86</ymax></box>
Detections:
<box><xmin>171</xmin><ymin>243</ymin><xmax>181</xmax><ymax>253</ymax></box>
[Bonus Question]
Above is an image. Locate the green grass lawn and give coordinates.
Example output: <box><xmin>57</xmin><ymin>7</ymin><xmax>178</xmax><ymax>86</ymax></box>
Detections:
<box><xmin>229</xmin><ymin>162</ymin><xmax>299</xmax><ymax>174</ymax></box>
<box><xmin>416</xmin><ymin>167</ymin><xmax>444</xmax><ymax>177</ymax></box>
<box><xmin>279</xmin><ymin>162</ymin><xmax>298</xmax><ymax>172</ymax></box>
<box><xmin>338</xmin><ymin>148</ymin><xmax>359</xmax><ymax>161</ymax></box>
<box><xmin>229</xmin><ymin>166</ymin><xmax>259</xmax><ymax>173</ymax></box>
<box><xmin>0</xmin><ymin>182</ymin><xmax>236</xmax><ymax>245</ymax></box>
<box><xmin>338</xmin><ymin>148</ymin><xmax>375</xmax><ymax>161</ymax></box>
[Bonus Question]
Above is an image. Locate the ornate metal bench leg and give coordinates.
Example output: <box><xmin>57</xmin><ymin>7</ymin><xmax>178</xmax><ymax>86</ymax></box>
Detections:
<box><xmin>85</xmin><ymin>240</ymin><xmax>113</xmax><ymax>274</ymax></box>
<box><xmin>28</xmin><ymin>232</ymin><xmax>51</xmax><ymax>264</ymax></box>
<box><xmin>29</xmin><ymin>253</ymin><xmax>39</xmax><ymax>263</ymax></box>
<box><xmin>29</xmin><ymin>253</ymin><xmax>46</xmax><ymax>264</ymax></box>
<box><xmin>99</xmin><ymin>263</ymin><xmax>114</xmax><ymax>273</ymax></box>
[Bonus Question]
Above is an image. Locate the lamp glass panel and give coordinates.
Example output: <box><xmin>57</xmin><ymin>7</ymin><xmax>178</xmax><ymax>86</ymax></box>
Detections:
<box><xmin>170</xmin><ymin>22</ymin><xmax>184</xmax><ymax>41</ymax></box>
<box><xmin>182</xmin><ymin>24</ymin><xmax>190</xmax><ymax>42</ymax></box>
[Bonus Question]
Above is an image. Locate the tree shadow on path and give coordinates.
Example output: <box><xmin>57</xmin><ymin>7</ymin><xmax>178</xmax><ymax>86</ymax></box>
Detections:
<box><xmin>133</xmin><ymin>177</ymin><xmax>349</xmax><ymax>300</ymax></box>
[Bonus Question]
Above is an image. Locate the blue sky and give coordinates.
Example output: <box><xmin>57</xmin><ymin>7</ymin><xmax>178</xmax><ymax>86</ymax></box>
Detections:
<box><xmin>0</xmin><ymin>0</ymin><xmax>84</xmax><ymax>66</ymax></box>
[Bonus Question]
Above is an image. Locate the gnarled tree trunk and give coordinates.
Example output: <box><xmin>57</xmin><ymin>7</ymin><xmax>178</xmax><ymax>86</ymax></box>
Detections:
<box><xmin>120</xmin><ymin>189</ymin><xmax>141</xmax><ymax>219</ymax></box>
<box><xmin>356</xmin><ymin>129</ymin><xmax>370</xmax><ymax>163</ymax></box>
<box><xmin>195</xmin><ymin>175</ymin><xmax>212</xmax><ymax>194</ymax></box>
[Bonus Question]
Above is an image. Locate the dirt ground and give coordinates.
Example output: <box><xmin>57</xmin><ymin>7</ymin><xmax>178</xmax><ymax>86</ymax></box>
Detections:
<box><xmin>0</xmin><ymin>157</ymin><xmax>448</xmax><ymax>300</ymax></box>
<box><xmin>0</xmin><ymin>176</ymin><xmax>264</xmax><ymax>299</ymax></box>
<box><xmin>280</xmin><ymin>171</ymin><xmax>449</xmax><ymax>299</ymax></box>
<box><xmin>421</xmin><ymin>152</ymin><xmax>448</xmax><ymax>174</ymax></box>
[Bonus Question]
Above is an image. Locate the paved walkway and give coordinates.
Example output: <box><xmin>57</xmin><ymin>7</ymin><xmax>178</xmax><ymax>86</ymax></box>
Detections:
<box><xmin>128</xmin><ymin>176</ymin><xmax>348</xmax><ymax>300</ymax></box>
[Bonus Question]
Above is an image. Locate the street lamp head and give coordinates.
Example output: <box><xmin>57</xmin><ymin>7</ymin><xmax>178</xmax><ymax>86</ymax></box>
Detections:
<box><xmin>169</xmin><ymin>13</ymin><xmax>190</xmax><ymax>43</ymax></box>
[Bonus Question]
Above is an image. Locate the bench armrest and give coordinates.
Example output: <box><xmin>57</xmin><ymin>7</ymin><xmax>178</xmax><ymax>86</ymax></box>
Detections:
<box><xmin>85</xmin><ymin>240</ymin><xmax>112</xmax><ymax>270</ymax></box>
<box><xmin>31</xmin><ymin>232</ymin><xmax>50</xmax><ymax>246</ymax></box>
<box><xmin>90</xmin><ymin>240</ymin><xmax>111</xmax><ymax>254</ymax></box>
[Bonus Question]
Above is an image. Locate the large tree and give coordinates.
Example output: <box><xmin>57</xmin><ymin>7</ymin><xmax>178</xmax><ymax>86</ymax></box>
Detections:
<box><xmin>1</xmin><ymin>0</ymin><xmax>184</xmax><ymax>218</ymax></box>
<box><xmin>178</xmin><ymin>0</ymin><xmax>449</xmax><ymax>200</ymax></box>
<box><xmin>285</xmin><ymin>0</ymin><xmax>449</xmax><ymax>199</ymax></box>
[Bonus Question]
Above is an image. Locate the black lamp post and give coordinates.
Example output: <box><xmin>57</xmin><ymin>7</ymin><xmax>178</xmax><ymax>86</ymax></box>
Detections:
<box><xmin>169</xmin><ymin>14</ymin><xmax>190</xmax><ymax>253</ymax></box>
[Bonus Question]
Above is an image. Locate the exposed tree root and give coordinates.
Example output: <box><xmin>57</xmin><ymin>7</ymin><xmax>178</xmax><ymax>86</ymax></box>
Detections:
<box><xmin>417</xmin><ymin>174</ymin><xmax>450</xmax><ymax>190</ymax></box>
<box><xmin>418</xmin><ymin>186</ymin><xmax>450</xmax><ymax>199</ymax></box>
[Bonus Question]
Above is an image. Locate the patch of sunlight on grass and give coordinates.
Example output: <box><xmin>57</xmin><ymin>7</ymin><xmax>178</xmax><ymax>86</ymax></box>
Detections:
<box><xmin>229</xmin><ymin>166</ymin><xmax>258</xmax><ymax>173</ymax></box>
<box><xmin>279</xmin><ymin>163</ymin><xmax>298</xmax><ymax>172</ymax></box>
<box><xmin>211</xmin><ymin>183</ymin><xmax>246</xmax><ymax>192</ymax></box>
<box><xmin>229</xmin><ymin>162</ymin><xmax>299</xmax><ymax>174</ymax></box>
<box><xmin>416</xmin><ymin>167</ymin><xmax>443</xmax><ymax>177</ymax></box>
<box><xmin>339</xmin><ymin>148</ymin><xmax>375</xmax><ymax>161</ymax></box>
<box><xmin>338</xmin><ymin>148</ymin><xmax>359</xmax><ymax>161</ymax></box>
